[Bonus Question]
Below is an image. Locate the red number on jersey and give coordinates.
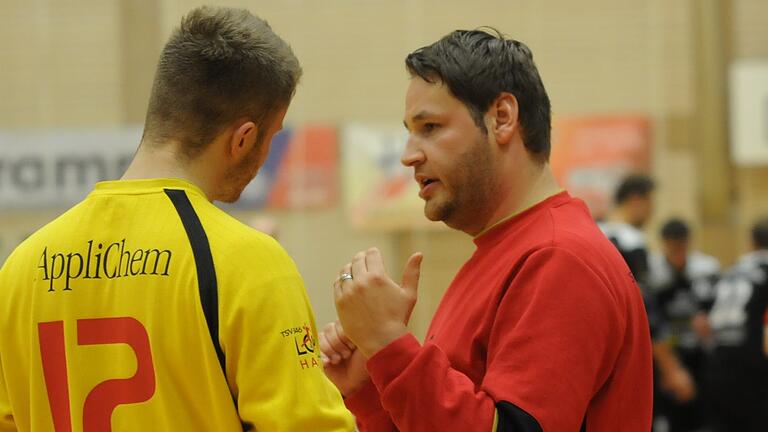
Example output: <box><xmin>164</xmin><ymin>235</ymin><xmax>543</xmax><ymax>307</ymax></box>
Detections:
<box><xmin>38</xmin><ymin>317</ymin><xmax>156</xmax><ymax>432</ymax></box>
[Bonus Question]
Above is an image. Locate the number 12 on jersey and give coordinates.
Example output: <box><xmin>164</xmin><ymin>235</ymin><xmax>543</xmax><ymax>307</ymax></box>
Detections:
<box><xmin>38</xmin><ymin>317</ymin><xmax>156</xmax><ymax>432</ymax></box>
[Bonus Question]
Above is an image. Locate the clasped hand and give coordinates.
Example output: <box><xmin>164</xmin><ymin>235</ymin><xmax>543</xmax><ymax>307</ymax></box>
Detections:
<box><xmin>319</xmin><ymin>247</ymin><xmax>422</xmax><ymax>395</ymax></box>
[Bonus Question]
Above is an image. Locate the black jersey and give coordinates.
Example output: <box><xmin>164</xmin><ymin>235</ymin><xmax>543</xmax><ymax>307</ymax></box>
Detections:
<box><xmin>709</xmin><ymin>251</ymin><xmax>768</xmax><ymax>361</ymax></box>
<box><xmin>599</xmin><ymin>221</ymin><xmax>665</xmax><ymax>340</ymax></box>
<box><xmin>648</xmin><ymin>251</ymin><xmax>720</xmax><ymax>350</ymax></box>
<box><xmin>705</xmin><ymin>251</ymin><xmax>768</xmax><ymax>431</ymax></box>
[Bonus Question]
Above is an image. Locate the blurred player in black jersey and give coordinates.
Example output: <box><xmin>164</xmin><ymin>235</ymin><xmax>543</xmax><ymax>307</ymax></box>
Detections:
<box><xmin>599</xmin><ymin>175</ymin><xmax>696</xmax><ymax>430</ymax></box>
<box><xmin>648</xmin><ymin>218</ymin><xmax>720</xmax><ymax>431</ymax></box>
<box><xmin>704</xmin><ymin>218</ymin><xmax>768</xmax><ymax>432</ymax></box>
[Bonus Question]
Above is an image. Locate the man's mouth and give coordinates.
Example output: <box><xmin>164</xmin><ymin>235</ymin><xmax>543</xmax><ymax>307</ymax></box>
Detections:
<box><xmin>417</xmin><ymin>176</ymin><xmax>440</xmax><ymax>198</ymax></box>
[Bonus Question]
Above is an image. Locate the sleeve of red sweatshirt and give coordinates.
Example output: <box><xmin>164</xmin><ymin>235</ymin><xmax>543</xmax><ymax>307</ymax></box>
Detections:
<box><xmin>343</xmin><ymin>380</ymin><xmax>397</xmax><ymax>432</ymax></box>
<box><xmin>345</xmin><ymin>247</ymin><xmax>624</xmax><ymax>431</ymax></box>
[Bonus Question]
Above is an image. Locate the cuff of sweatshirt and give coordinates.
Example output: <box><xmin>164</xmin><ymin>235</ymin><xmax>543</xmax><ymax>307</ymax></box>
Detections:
<box><xmin>366</xmin><ymin>332</ymin><xmax>422</xmax><ymax>393</ymax></box>
<box><xmin>344</xmin><ymin>379</ymin><xmax>387</xmax><ymax>422</ymax></box>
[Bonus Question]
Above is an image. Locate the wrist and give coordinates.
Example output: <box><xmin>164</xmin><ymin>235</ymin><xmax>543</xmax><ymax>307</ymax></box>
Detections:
<box><xmin>341</xmin><ymin>378</ymin><xmax>371</xmax><ymax>398</ymax></box>
<box><xmin>358</xmin><ymin>323</ymin><xmax>408</xmax><ymax>358</ymax></box>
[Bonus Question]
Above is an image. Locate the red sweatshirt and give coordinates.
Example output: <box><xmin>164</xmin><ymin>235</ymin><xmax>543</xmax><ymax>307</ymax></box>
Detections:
<box><xmin>345</xmin><ymin>192</ymin><xmax>653</xmax><ymax>431</ymax></box>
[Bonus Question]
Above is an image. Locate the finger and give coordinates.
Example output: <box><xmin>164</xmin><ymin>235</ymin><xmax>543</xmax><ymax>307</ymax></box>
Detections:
<box><xmin>326</xmin><ymin>322</ymin><xmax>354</xmax><ymax>359</ymax></box>
<box><xmin>365</xmin><ymin>247</ymin><xmax>386</xmax><ymax>274</ymax></box>
<box><xmin>336</xmin><ymin>263</ymin><xmax>353</xmax><ymax>295</ymax></box>
<box><xmin>340</xmin><ymin>262</ymin><xmax>352</xmax><ymax>281</ymax></box>
<box><xmin>351</xmin><ymin>251</ymin><xmax>367</xmax><ymax>279</ymax></box>
<box><xmin>319</xmin><ymin>328</ymin><xmax>342</xmax><ymax>364</ymax></box>
<box><xmin>332</xmin><ymin>277</ymin><xmax>343</xmax><ymax>301</ymax></box>
<box><xmin>319</xmin><ymin>324</ymin><xmax>340</xmax><ymax>356</ymax></box>
<box><xmin>401</xmin><ymin>252</ymin><xmax>423</xmax><ymax>297</ymax></box>
<box><xmin>332</xmin><ymin>320</ymin><xmax>357</xmax><ymax>352</ymax></box>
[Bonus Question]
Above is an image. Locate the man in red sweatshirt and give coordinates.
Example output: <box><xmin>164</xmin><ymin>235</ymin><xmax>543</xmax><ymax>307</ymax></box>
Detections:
<box><xmin>321</xmin><ymin>29</ymin><xmax>653</xmax><ymax>431</ymax></box>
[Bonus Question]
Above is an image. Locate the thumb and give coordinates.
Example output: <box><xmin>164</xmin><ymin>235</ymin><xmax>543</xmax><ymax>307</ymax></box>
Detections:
<box><xmin>401</xmin><ymin>252</ymin><xmax>423</xmax><ymax>297</ymax></box>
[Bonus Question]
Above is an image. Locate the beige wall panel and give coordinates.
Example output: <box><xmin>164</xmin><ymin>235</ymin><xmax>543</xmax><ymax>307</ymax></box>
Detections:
<box><xmin>650</xmin><ymin>147</ymin><xmax>699</xmax><ymax>227</ymax></box>
<box><xmin>654</xmin><ymin>0</ymin><xmax>695</xmax><ymax>116</ymax></box>
<box><xmin>399</xmin><ymin>229</ymin><xmax>474</xmax><ymax>340</ymax></box>
<box><xmin>0</xmin><ymin>1</ymin><xmax>122</xmax><ymax>127</ymax></box>
<box><xmin>159</xmin><ymin>0</ymin><xmax>695</xmax><ymax>121</ymax></box>
<box><xmin>736</xmin><ymin>167</ymin><xmax>768</xmax><ymax>252</ymax></box>
<box><xmin>732</xmin><ymin>0</ymin><xmax>768</xmax><ymax>58</ymax></box>
<box><xmin>120</xmin><ymin>0</ymin><xmax>163</xmax><ymax>123</ymax></box>
<box><xmin>731</xmin><ymin>0</ymin><xmax>768</xmax><ymax>259</ymax></box>
<box><xmin>236</xmin><ymin>207</ymin><xmax>399</xmax><ymax>330</ymax></box>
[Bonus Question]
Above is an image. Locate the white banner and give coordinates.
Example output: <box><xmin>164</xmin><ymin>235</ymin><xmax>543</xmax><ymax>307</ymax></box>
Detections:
<box><xmin>730</xmin><ymin>60</ymin><xmax>768</xmax><ymax>166</ymax></box>
<box><xmin>0</xmin><ymin>128</ymin><xmax>142</xmax><ymax>209</ymax></box>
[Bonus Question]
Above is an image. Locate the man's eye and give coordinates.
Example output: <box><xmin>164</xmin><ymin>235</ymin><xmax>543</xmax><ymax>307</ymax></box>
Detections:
<box><xmin>423</xmin><ymin>123</ymin><xmax>439</xmax><ymax>133</ymax></box>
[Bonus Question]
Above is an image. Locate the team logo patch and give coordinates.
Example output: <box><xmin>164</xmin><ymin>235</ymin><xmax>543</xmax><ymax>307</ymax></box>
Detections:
<box><xmin>280</xmin><ymin>324</ymin><xmax>321</xmax><ymax>370</ymax></box>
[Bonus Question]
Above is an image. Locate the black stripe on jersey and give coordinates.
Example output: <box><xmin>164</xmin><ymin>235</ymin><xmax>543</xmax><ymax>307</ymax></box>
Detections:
<box><xmin>164</xmin><ymin>189</ymin><xmax>226</xmax><ymax>373</ymax></box>
<box><xmin>496</xmin><ymin>401</ymin><xmax>542</xmax><ymax>432</ymax></box>
<box><xmin>165</xmin><ymin>189</ymin><xmax>252</xmax><ymax>430</ymax></box>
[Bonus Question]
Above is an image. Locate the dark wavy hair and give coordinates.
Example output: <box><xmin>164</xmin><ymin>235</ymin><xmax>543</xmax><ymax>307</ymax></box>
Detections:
<box><xmin>660</xmin><ymin>218</ymin><xmax>690</xmax><ymax>241</ymax></box>
<box><xmin>405</xmin><ymin>28</ymin><xmax>551</xmax><ymax>162</ymax></box>
<box><xmin>614</xmin><ymin>174</ymin><xmax>655</xmax><ymax>205</ymax></box>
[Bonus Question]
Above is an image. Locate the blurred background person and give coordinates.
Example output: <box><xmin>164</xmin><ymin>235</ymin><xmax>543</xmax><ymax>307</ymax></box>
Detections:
<box><xmin>704</xmin><ymin>218</ymin><xmax>768</xmax><ymax>432</ymax></box>
<box><xmin>599</xmin><ymin>175</ymin><xmax>697</xmax><ymax>431</ymax></box>
<box><xmin>648</xmin><ymin>218</ymin><xmax>720</xmax><ymax>432</ymax></box>
<box><xmin>600</xmin><ymin>174</ymin><xmax>656</xmax><ymax>284</ymax></box>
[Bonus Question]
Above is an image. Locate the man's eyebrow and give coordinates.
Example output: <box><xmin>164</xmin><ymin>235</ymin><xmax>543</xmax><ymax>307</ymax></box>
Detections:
<box><xmin>403</xmin><ymin>111</ymin><xmax>433</xmax><ymax>130</ymax></box>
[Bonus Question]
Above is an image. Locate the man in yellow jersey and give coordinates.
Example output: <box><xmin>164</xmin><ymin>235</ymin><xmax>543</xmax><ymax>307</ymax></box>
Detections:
<box><xmin>0</xmin><ymin>6</ymin><xmax>353</xmax><ymax>431</ymax></box>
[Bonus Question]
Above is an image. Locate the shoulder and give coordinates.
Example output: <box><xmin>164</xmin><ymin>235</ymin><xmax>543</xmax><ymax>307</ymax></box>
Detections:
<box><xmin>1</xmin><ymin>204</ymin><xmax>86</xmax><ymax>274</ymax></box>
<box><xmin>547</xmin><ymin>214</ymin><xmax>631</xmax><ymax>277</ymax></box>
<box><xmin>537</xmin><ymin>220</ymin><xmax>642</xmax><ymax>304</ymax></box>
<box><xmin>648</xmin><ymin>251</ymin><xmax>667</xmax><ymax>271</ymax></box>
<box><xmin>517</xmin><ymin>246</ymin><xmax>611</xmax><ymax>295</ymax></box>
<box><xmin>687</xmin><ymin>251</ymin><xmax>720</xmax><ymax>277</ymax></box>
<box><xmin>188</xmin><ymin>199</ymin><xmax>302</xmax><ymax>287</ymax></box>
<box><xmin>507</xmin><ymin>247</ymin><xmax>630</xmax><ymax>328</ymax></box>
<box><xmin>730</xmin><ymin>251</ymin><xmax>768</xmax><ymax>285</ymax></box>
<box><xmin>648</xmin><ymin>252</ymin><xmax>672</xmax><ymax>287</ymax></box>
<box><xmin>517</xmin><ymin>196</ymin><xmax>620</xmax><ymax>259</ymax></box>
<box><xmin>598</xmin><ymin>221</ymin><xmax>646</xmax><ymax>251</ymax></box>
<box><xmin>189</xmin><ymin>196</ymin><xmax>286</xmax><ymax>253</ymax></box>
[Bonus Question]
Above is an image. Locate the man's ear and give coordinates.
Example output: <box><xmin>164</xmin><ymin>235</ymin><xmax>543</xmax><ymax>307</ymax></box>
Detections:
<box><xmin>229</xmin><ymin>120</ymin><xmax>259</xmax><ymax>162</ymax></box>
<box><xmin>490</xmin><ymin>92</ymin><xmax>519</xmax><ymax>147</ymax></box>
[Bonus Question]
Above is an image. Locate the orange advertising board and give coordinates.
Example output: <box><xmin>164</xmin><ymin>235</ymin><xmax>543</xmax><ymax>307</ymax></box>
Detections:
<box><xmin>551</xmin><ymin>116</ymin><xmax>651</xmax><ymax>218</ymax></box>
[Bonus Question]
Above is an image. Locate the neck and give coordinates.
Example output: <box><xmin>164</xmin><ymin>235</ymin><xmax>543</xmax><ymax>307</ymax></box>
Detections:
<box><xmin>473</xmin><ymin>164</ymin><xmax>562</xmax><ymax>237</ymax></box>
<box><xmin>121</xmin><ymin>141</ymin><xmax>217</xmax><ymax>201</ymax></box>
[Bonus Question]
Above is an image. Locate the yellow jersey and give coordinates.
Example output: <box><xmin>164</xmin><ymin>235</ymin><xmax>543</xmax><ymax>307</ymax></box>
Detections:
<box><xmin>0</xmin><ymin>178</ymin><xmax>354</xmax><ymax>432</ymax></box>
